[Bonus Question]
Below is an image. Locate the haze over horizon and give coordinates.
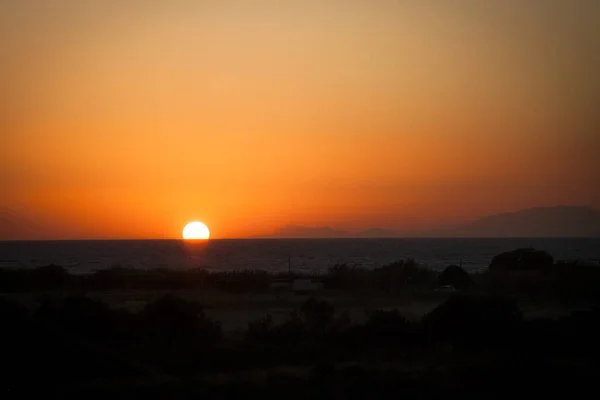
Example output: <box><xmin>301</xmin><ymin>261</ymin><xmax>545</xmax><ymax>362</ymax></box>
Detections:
<box><xmin>2</xmin><ymin>1</ymin><xmax>599</xmax><ymax>240</ymax></box>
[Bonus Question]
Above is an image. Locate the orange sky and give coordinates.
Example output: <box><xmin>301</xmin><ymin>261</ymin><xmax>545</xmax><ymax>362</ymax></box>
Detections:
<box><xmin>1</xmin><ymin>1</ymin><xmax>599</xmax><ymax>239</ymax></box>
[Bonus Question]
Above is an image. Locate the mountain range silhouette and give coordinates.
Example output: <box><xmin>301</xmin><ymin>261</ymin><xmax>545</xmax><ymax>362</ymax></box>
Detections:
<box><xmin>2</xmin><ymin>206</ymin><xmax>599</xmax><ymax>240</ymax></box>
<box><xmin>267</xmin><ymin>206</ymin><xmax>600</xmax><ymax>238</ymax></box>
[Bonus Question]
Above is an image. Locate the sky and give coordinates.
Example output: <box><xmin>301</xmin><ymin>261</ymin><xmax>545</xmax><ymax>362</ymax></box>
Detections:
<box><xmin>1</xmin><ymin>0</ymin><xmax>599</xmax><ymax>239</ymax></box>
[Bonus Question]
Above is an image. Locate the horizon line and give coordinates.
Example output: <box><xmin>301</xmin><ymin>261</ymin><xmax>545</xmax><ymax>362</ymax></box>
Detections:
<box><xmin>2</xmin><ymin>236</ymin><xmax>599</xmax><ymax>242</ymax></box>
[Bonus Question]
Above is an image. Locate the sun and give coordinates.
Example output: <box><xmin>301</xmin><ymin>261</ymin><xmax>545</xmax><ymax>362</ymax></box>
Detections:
<box><xmin>182</xmin><ymin>221</ymin><xmax>210</xmax><ymax>240</ymax></box>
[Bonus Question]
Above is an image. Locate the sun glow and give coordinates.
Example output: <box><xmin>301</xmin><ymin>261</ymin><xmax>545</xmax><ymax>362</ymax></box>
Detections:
<box><xmin>182</xmin><ymin>221</ymin><xmax>210</xmax><ymax>240</ymax></box>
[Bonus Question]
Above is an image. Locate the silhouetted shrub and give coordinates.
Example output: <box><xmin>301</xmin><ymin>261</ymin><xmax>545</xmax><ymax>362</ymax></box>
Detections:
<box><xmin>324</xmin><ymin>260</ymin><xmax>436</xmax><ymax>292</ymax></box>
<box><xmin>86</xmin><ymin>267</ymin><xmax>132</xmax><ymax>288</ymax></box>
<box><xmin>328</xmin><ymin>264</ymin><xmax>354</xmax><ymax>276</ymax></box>
<box><xmin>514</xmin><ymin>308</ymin><xmax>600</xmax><ymax>360</ymax></box>
<box><xmin>329</xmin><ymin>310</ymin><xmax>352</xmax><ymax>334</ymax></box>
<box><xmin>552</xmin><ymin>261</ymin><xmax>600</xmax><ymax>301</ymax></box>
<box><xmin>139</xmin><ymin>294</ymin><xmax>222</xmax><ymax>345</ymax></box>
<box><xmin>489</xmin><ymin>248</ymin><xmax>553</xmax><ymax>272</ymax></box>
<box><xmin>5</xmin><ymin>287</ymin><xmax>600</xmax><ymax>391</ymax></box>
<box><xmin>372</xmin><ymin>259</ymin><xmax>437</xmax><ymax>292</ymax></box>
<box><xmin>271</xmin><ymin>310</ymin><xmax>308</xmax><ymax>343</ymax></box>
<box><xmin>421</xmin><ymin>295</ymin><xmax>521</xmax><ymax>349</ymax></box>
<box><xmin>300</xmin><ymin>297</ymin><xmax>335</xmax><ymax>333</ymax></box>
<box><xmin>4</xmin><ymin>254</ymin><xmax>599</xmax><ymax>307</ymax></box>
<box><xmin>0</xmin><ymin>268</ymin><xmax>29</xmax><ymax>291</ymax></box>
<box><xmin>324</xmin><ymin>264</ymin><xmax>370</xmax><ymax>290</ymax></box>
<box><xmin>30</xmin><ymin>264</ymin><xmax>72</xmax><ymax>289</ymax></box>
<box><xmin>337</xmin><ymin>309</ymin><xmax>414</xmax><ymax>353</ymax></box>
<box><xmin>211</xmin><ymin>269</ymin><xmax>271</xmax><ymax>293</ymax></box>
<box><xmin>3</xmin><ymin>295</ymin><xmax>147</xmax><ymax>388</ymax></box>
<box><xmin>438</xmin><ymin>265</ymin><xmax>473</xmax><ymax>290</ymax></box>
<box><xmin>35</xmin><ymin>295</ymin><xmax>131</xmax><ymax>342</ymax></box>
<box><xmin>246</xmin><ymin>314</ymin><xmax>275</xmax><ymax>342</ymax></box>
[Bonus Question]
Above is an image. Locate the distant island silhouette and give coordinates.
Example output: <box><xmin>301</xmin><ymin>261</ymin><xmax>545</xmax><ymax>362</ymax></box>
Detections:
<box><xmin>2</xmin><ymin>205</ymin><xmax>599</xmax><ymax>240</ymax></box>
<box><xmin>266</xmin><ymin>206</ymin><xmax>600</xmax><ymax>238</ymax></box>
<box><xmin>264</xmin><ymin>224</ymin><xmax>397</xmax><ymax>239</ymax></box>
<box><xmin>447</xmin><ymin>205</ymin><xmax>600</xmax><ymax>238</ymax></box>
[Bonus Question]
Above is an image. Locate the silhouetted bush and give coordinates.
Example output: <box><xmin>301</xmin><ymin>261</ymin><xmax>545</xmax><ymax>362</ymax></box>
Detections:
<box><xmin>31</xmin><ymin>264</ymin><xmax>72</xmax><ymax>288</ymax></box>
<box><xmin>332</xmin><ymin>312</ymin><xmax>413</xmax><ymax>364</ymax></box>
<box><xmin>0</xmin><ymin>265</ymin><xmax>73</xmax><ymax>292</ymax></box>
<box><xmin>35</xmin><ymin>295</ymin><xmax>130</xmax><ymax>342</ymax></box>
<box><xmin>211</xmin><ymin>269</ymin><xmax>272</xmax><ymax>293</ymax></box>
<box><xmin>245</xmin><ymin>298</ymin><xmax>338</xmax><ymax>349</ymax></box>
<box><xmin>3</xmin><ymin>295</ymin><xmax>148</xmax><ymax>389</ymax></box>
<box><xmin>2</xmin><ymin>253</ymin><xmax>598</xmax><ymax>306</ymax></box>
<box><xmin>323</xmin><ymin>259</ymin><xmax>437</xmax><ymax>291</ymax></box>
<box><xmin>300</xmin><ymin>297</ymin><xmax>335</xmax><ymax>333</ymax></box>
<box><xmin>327</xmin><ymin>263</ymin><xmax>355</xmax><ymax>276</ymax></box>
<box><xmin>139</xmin><ymin>294</ymin><xmax>222</xmax><ymax>345</ymax></box>
<box><xmin>372</xmin><ymin>259</ymin><xmax>437</xmax><ymax>292</ymax></box>
<box><xmin>0</xmin><ymin>268</ymin><xmax>29</xmax><ymax>291</ymax></box>
<box><xmin>84</xmin><ymin>267</ymin><xmax>138</xmax><ymax>290</ymax></box>
<box><xmin>438</xmin><ymin>265</ymin><xmax>473</xmax><ymax>290</ymax></box>
<box><xmin>4</xmin><ymin>286</ymin><xmax>600</xmax><ymax>393</ymax></box>
<box><xmin>246</xmin><ymin>313</ymin><xmax>275</xmax><ymax>342</ymax></box>
<box><xmin>421</xmin><ymin>295</ymin><xmax>521</xmax><ymax>350</ymax></box>
<box><xmin>489</xmin><ymin>248</ymin><xmax>553</xmax><ymax>272</ymax></box>
<box><xmin>339</xmin><ymin>309</ymin><xmax>414</xmax><ymax>353</ymax></box>
<box><xmin>329</xmin><ymin>310</ymin><xmax>352</xmax><ymax>334</ymax></box>
<box><xmin>551</xmin><ymin>261</ymin><xmax>600</xmax><ymax>301</ymax></box>
<box><xmin>271</xmin><ymin>309</ymin><xmax>308</xmax><ymax>342</ymax></box>
<box><xmin>324</xmin><ymin>264</ymin><xmax>370</xmax><ymax>290</ymax></box>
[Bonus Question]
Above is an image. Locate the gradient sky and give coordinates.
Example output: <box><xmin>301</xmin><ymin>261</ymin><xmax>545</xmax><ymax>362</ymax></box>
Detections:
<box><xmin>2</xmin><ymin>0</ymin><xmax>599</xmax><ymax>239</ymax></box>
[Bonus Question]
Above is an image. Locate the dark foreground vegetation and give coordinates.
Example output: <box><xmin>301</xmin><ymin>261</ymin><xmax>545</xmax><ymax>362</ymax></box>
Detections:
<box><xmin>1</xmin><ymin>248</ymin><xmax>600</xmax><ymax>397</ymax></box>
<box><xmin>1</xmin><ymin>248</ymin><xmax>599</xmax><ymax>301</ymax></box>
<box><xmin>2</xmin><ymin>293</ymin><xmax>600</xmax><ymax>397</ymax></box>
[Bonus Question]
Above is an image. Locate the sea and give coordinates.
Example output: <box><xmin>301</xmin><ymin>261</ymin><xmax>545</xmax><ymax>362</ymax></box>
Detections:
<box><xmin>1</xmin><ymin>238</ymin><xmax>599</xmax><ymax>275</ymax></box>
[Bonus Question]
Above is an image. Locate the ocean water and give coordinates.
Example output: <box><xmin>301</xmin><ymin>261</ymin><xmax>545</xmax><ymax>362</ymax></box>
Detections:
<box><xmin>0</xmin><ymin>238</ymin><xmax>599</xmax><ymax>274</ymax></box>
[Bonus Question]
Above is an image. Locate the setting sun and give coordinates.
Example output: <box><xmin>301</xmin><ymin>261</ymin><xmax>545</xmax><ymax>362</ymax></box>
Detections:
<box><xmin>182</xmin><ymin>221</ymin><xmax>210</xmax><ymax>240</ymax></box>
